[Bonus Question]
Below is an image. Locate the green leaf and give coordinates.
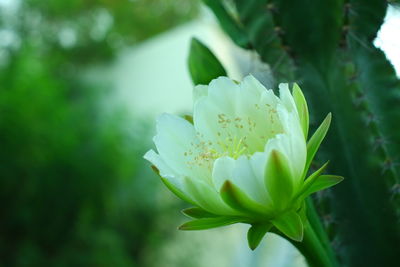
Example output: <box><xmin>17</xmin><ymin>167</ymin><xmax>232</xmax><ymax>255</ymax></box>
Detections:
<box><xmin>220</xmin><ymin>180</ymin><xmax>272</xmax><ymax>215</ymax></box>
<box><xmin>160</xmin><ymin>177</ymin><xmax>196</xmax><ymax>206</ymax></box>
<box><xmin>247</xmin><ymin>223</ymin><xmax>272</xmax><ymax>250</ymax></box>
<box><xmin>178</xmin><ymin>217</ymin><xmax>242</xmax><ymax>230</ymax></box>
<box><xmin>292</xmin><ymin>83</ymin><xmax>309</xmax><ymax>139</ymax></box>
<box><xmin>181</xmin><ymin>207</ymin><xmax>217</xmax><ymax>219</ymax></box>
<box><xmin>264</xmin><ymin>150</ymin><xmax>294</xmax><ymax>211</ymax></box>
<box><xmin>272</xmin><ymin>211</ymin><xmax>303</xmax><ymax>242</ymax></box>
<box><xmin>302</xmin><ymin>175</ymin><xmax>344</xmax><ymax>197</ymax></box>
<box><xmin>305</xmin><ymin>113</ymin><xmax>331</xmax><ymax>174</ymax></box>
<box><xmin>188</xmin><ymin>38</ymin><xmax>227</xmax><ymax>85</ymax></box>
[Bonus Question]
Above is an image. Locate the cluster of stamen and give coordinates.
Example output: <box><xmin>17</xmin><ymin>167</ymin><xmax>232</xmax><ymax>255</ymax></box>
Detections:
<box><xmin>184</xmin><ymin>103</ymin><xmax>282</xmax><ymax>170</ymax></box>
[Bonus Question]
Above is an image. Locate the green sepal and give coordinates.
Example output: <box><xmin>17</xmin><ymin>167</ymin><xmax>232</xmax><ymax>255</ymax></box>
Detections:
<box><xmin>182</xmin><ymin>114</ymin><xmax>193</xmax><ymax>124</ymax></box>
<box><xmin>265</xmin><ymin>150</ymin><xmax>294</xmax><ymax>211</ymax></box>
<box><xmin>220</xmin><ymin>180</ymin><xmax>272</xmax><ymax>215</ymax></box>
<box><xmin>302</xmin><ymin>175</ymin><xmax>344</xmax><ymax>197</ymax></box>
<box><xmin>292</xmin><ymin>83</ymin><xmax>309</xmax><ymax>139</ymax></box>
<box><xmin>181</xmin><ymin>207</ymin><xmax>217</xmax><ymax>219</ymax></box>
<box><xmin>305</xmin><ymin>113</ymin><xmax>331</xmax><ymax>175</ymax></box>
<box><xmin>188</xmin><ymin>38</ymin><xmax>227</xmax><ymax>85</ymax></box>
<box><xmin>160</xmin><ymin>177</ymin><xmax>196</xmax><ymax>206</ymax></box>
<box><xmin>178</xmin><ymin>216</ymin><xmax>242</xmax><ymax>230</ymax></box>
<box><xmin>297</xmin><ymin>201</ymin><xmax>307</xmax><ymax>224</ymax></box>
<box><xmin>296</xmin><ymin>161</ymin><xmax>329</xmax><ymax>200</ymax></box>
<box><xmin>247</xmin><ymin>223</ymin><xmax>272</xmax><ymax>250</ymax></box>
<box><xmin>272</xmin><ymin>211</ymin><xmax>304</xmax><ymax>242</ymax></box>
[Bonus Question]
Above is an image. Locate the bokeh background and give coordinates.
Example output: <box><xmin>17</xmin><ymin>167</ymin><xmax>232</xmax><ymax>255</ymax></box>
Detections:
<box><xmin>0</xmin><ymin>1</ymin><xmax>399</xmax><ymax>266</ymax></box>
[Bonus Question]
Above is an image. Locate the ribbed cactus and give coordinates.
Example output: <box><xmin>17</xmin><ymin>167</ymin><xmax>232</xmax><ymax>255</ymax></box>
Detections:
<box><xmin>189</xmin><ymin>1</ymin><xmax>400</xmax><ymax>266</ymax></box>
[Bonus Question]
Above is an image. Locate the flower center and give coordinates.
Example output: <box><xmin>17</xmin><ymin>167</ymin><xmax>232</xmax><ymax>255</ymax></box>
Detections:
<box><xmin>184</xmin><ymin>101</ymin><xmax>286</xmax><ymax>170</ymax></box>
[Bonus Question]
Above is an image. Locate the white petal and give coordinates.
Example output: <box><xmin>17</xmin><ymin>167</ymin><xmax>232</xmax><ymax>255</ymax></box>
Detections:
<box><xmin>144</xmin><ymin>150</ymin><xmax>195</xmax><ymax>202</ymax></box>
<box><xmin>212</xmin><ymin>156</ymin><xmax>236</xmax><ymax>190</ymax></box>
<box><xmin>144</xmin><ymin>149</ymin><xmax>175</xmax><ymax>178</ymax></box>
<box><xmin>193</xmin><ymin>84</ymin><xmax>208</xmax><ymax>104</ymax></box>
<box><xmin>231</xmin><ymin>155</ymin><xmax>272</xmax><ymax>206</ymax></box>
<box><xmin>240</xmin><ymin>75</ymin><xmax>267</xmax><ymax>97</ymax></box>
<box><xmin>212</xmin><ymin>154</ymin><xmax>273</xmax><ymax>207</ymax></box>
<box><xmin>194</xmin><ymin>76</ymin><xmax>285</xmax><ymax>155</ymax></box>
<box><xmin>279</xmin><ymin>83</ymin><xmax>297</xmax><ymax>113</ymax></box>
<box><xmin>278</xmin><ymin>108</ymin><xmax>307</xmax><ymax>178</ymax></box>
<box><xmin>264</xmin><ymin>115</ymin><xmax>306</xmax><ymax>188</ymax></box>
<box><xmin>193</xmin><ymin>77</ymin><xmax>243</xmax><ymax>153</ymax></box>
<box><xmin>153</xmin><ymin>113</ymin><xmax>210</xmax><ymax>181</ymax></box>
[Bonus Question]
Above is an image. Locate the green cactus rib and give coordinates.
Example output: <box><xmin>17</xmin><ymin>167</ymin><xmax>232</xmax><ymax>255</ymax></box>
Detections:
<box><xmin>202</xmin><ymin>0</ymin><xmax>250</xmax><ymax>48</ymax></box>
<box><xmin>345</xmin><ymin>0</ymin><xmax>400</xmax><ymax>186</ymax></box>
<box><xmin>203</xmin><ymin>0</ymin><xmax>400</xmax><ymax>266</ymax></box>
<box><xmin>345</xmin><ymin>45</ymin><xmax>400</xmax><ymax>185</ymax></box>
<box><xmin>229</xmin><ymin>0</ymin><xmax>296</xmax><ymax>82</ymax></box>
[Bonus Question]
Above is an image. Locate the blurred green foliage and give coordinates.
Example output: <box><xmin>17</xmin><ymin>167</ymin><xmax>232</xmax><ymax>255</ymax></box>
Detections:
<box><xmin>0</xmin><ymin>0</ymin><xmax>198</xmax><ymax>266</ymax></box>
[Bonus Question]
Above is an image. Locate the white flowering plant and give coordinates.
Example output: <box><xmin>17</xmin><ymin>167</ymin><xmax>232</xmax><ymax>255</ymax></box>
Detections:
<box><xmin>144</xmin><ymin>75</ymin><xmax>342</xmax><ymax>252</ymax></box>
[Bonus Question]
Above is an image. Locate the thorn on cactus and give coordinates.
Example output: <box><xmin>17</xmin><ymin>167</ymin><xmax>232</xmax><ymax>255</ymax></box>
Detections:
<box><xmin>381</xmin><ymin>158</ymin><xmax>399</xmax><ymax>175</ymax></box>
<box><xmin>266</xmin><ymin>3</ymin><xmax>275</xmax><ymax>11</ymax></box>
<box><xmin>348</xmin><ymin>32</ymin><xmax>374</xmax><ymax>51</ymax></box>
<box><xmin>331</xmin><ymin>236</ymin><xmax>344</xmax><ymax>255</ymax></box>
<box><xmin>343</xmin><ymin>3</ymin><xmax>351</xmax><ymax>14</ymax></box>
<box><xmin>274</xmin><ymin>26</ymin><xmax>284</xmax><ymax>36</ymax></box>
<box><xmin>282</xmin><ymin>45</ymin><xmax>292</xmax><ymax>52</ymax></box>
<box><xmin>372</xmin><ymin>137</ymin><xmax>388</xmax><ymax>151</ymax></box>
<box><xmin>352</xmin><ymin>94</ymin><xmax>366</xmax><ymax>107</ymax></box>
<box><xmin>322</xmin><ymin>214</ymin><xmax>336</xmax><ymax>228</ymax></box>
<box><xmin>390</xmin><ymin>184</ymin><xmax>400</xmax><ymax>199</ymax></box>
<box><xmin>314</xmin><ymin>189</ymin><xmax>332</xmax><ymax>204</ymax></box>
<box><xmin>364</xmin><ymin>113</ymin><xmax>378</xmax><ymax>126</ymax></box>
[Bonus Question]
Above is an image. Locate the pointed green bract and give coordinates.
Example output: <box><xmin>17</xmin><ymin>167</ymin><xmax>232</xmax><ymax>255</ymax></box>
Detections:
<box><xmin>182</xmin><ymin>114</ymin><xmax>193</xmax><ymax>124</ymax></box>
<box><xmin>182</xmin><ymin>207</ymin><xmax>217</xmax><ymax>219</ymax></box>
<box><xmin>188</xmin><ymin>38</ymin><xmax>227</xmax><ymax>85</ymax></box>
<box><xmin>296</xmin><ymin>161</ymin><xmax>329</xmax><ymax>200</ymax></box>
<box><xmin>265</xmin><ymin>150</ymin><xmax>294</xmax><ymax>211</ymax></box>
<box><xmin>220</xmin><ymin>180</ymin><xmax>271</xmax><ymax>215</ymax></box>
<box><xmin>272</xmin><ymin>211</ymin><xmax>304</xmax><ymax>242</ymax></box>
<box><xmin>178</xmin><ymin>216</ymin><xmax>243</xmax><ymax>230</ymax></box>
<box><xmin>292</xmin><ymin>83</ymin><xmax>309</xmax><ymax>139</ymax></box>
<box><xmin>160</xmin><ymin>177</ymin><xmax>196</xmax><ymax>206</ymax></box>
<box><xmin>247</xmin><ymin>223</ymin><xmax>272</xmax><ymax>250</ymax></box>
<box><xmin>184</xmin><ymin>177</ymin><xmax>233</xmax><ymax>215</ymax></box>
<box><xmin>301</xmin><ymin>175</ymin><xmax>344</xmax><ymax>197</ymax></box>
<box><xmin>305</xmin><ymin>113</ymin><xmax>331</xmax><ymax>174</ymax></box>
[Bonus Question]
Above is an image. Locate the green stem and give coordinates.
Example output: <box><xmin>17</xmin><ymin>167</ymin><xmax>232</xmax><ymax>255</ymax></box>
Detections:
<box><xmin>273</xmin><ymin>202</ymin><xmax>338</xmax><ymax>267</ymax></box>
<box><xmin>305</xmin><ymin>197</ymin><xmax>338</xmax><ymax>265</ymax></box>
<box><xmin>294</xmin><ymin>219</ymin><xmax>335</xmax><ymax>267</ymax></box>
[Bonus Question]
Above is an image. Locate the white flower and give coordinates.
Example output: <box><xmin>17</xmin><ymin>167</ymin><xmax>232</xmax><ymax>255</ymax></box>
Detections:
<box><xmin>144</xmin><ymin>75</ymin><xmax>342</xmax><ymax>249</ymax></box>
